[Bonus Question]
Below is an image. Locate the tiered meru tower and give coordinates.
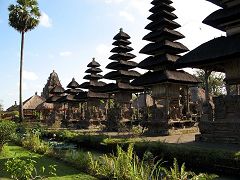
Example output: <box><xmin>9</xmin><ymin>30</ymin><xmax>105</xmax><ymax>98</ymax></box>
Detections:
<box><xmin>177</xmin><ymin>0</ymin><xmax>240</xmax><ymax>144</ymax></box>
<box><xmin>132</xmin><ymin>0</ymin><xmax>199</xmax><ymax>134</ymax></box>
<box><xmin>78</xmin><ymin>58</ymin><xmax>108</xmax><ymax>124</ymax></box>
<box><xmin>103</xmin><ymin>28</ymin><xmax>142</xmax><ymax>122</ymax></box>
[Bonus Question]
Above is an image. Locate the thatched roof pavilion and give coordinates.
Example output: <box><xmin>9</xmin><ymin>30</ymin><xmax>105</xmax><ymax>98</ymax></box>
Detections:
<box><xmin>102</xmin><ymin>28</ymin><xmax>143</xmax><ymax>97</ymax></box>
<box><xmin>175</xmin><ymin>0</ymin><xmax>240</xmax><ymax>144</ymax></box>
<box><xmin>78</xmin><ymin>58</ymin><xmax>108</xmax><ymax>101</ymax></box>
<box><xmin>131</xmin><ymin>0</ymin><xmax>200</xmax><ymax>135</ymax></box>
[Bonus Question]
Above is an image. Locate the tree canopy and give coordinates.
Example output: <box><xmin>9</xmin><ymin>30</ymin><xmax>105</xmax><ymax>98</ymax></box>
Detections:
<box><xmin>8</xmin><ymin>0</ymin><xmax>41</xmax><ymax>33</ymax></box>
<box><xmin>194</xmin><ymin>70</ymin><xmax>225</xmax><ymax>96</ymax></box>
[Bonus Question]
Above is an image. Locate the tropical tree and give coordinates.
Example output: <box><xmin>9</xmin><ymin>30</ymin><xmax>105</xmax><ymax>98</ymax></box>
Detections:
<box><xmin>8</xmin><ymin>0</ymin><xmax>41</xmax><ymax>122</ymax></box>
<box><xmin>195</xmin><ymin>70</ymin><xmax>225</xmax><ymax>96</ymax></box>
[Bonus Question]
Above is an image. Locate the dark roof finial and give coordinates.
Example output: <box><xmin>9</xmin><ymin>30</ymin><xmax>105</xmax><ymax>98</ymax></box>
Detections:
<box><xmin>35</xmin><ymin>92</ymin><xmax>38</xmax><ymax>95</ymax></box>
<box><xmin>120</xmin><ymin>28</ymin><xmax>123</xmax><ymax>32</ymax></box>
<box><xmin>92</xmin><ymin>57</ymin><xmax>95</xmax><ymax>62</ymax></box>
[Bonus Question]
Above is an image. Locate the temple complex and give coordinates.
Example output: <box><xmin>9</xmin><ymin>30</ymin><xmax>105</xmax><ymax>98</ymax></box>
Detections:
<box><xmin>102</xmin><ymin>28</ymin><xmax>142</xmax><ymax>129</ymax></box>
<box><xmin>131</xmin><ymin>0</ymin><xmax>200</xmax><ymax>135</ymax></box>
<box><xmin>176</xmin><ymin>0</ymin><xmax>240</xmax><ymax>144</ymax></box>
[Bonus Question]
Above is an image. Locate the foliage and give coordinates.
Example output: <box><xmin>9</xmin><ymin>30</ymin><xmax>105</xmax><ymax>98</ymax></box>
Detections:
<box><xmin>5</xmin><ymin>156</ymin><xmax>56</xmax><ymax>180</ymax></box>
<box><xmin>88</xmin><ymin>144</ymin><xmax>165</xmax><ymax>180</ymax></box>
<box><xmin>8</xmin><ymin>0</ymin><xmax>41</xmax><ymax>33</ymax></box>
<box><xmin>22</xmin><ymin>131</ymin><xmax>50</xmax><ymax>154</ymax></box>
<box><xmin>194</xmin><ymin>70</ymin><xmax>225</xmax><ymax>96</ymax></box>
<box><xmin>0</xmin><ymin>120</ymin><xmax>16</xmax><ymax>151</ymax></box>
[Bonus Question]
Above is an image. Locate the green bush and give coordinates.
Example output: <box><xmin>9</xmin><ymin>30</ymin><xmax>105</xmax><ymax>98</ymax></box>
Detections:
<box><xmin>0</xmin><ymin>120</ymin><xmax>16</xmax><ymax>151</ymax></box>
<box><xmin>5</xmin><ymin>156</ymin><xmax>56</xmax><ymax>180</ymax></box>
<box><xmin>22</xmin><ymin>131</ymin><xmax>50</xmax><ymax>154</ymax></box>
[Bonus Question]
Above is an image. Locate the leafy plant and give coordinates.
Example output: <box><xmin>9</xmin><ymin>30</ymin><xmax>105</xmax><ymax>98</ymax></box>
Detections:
<box><xmin>22</xmin><ymin>131</ymin><xmax>50</xmax><ymax>154</ymax></box>
<box><xmin>0</xmin><ymin>120</ymin><xmax>16</xmax><ymax>151</ymax></box>
<box><xmin>5</xmin><ymin>156</ymin><xmax>56</xmax><ymax>180</ymax></box>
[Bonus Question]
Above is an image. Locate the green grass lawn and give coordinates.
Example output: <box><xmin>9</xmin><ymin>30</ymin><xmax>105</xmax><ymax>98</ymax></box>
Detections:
<box><xmin>0</xmin><ymin>145</ymin><xmax>97</xmax><ymax>180</ymax></box>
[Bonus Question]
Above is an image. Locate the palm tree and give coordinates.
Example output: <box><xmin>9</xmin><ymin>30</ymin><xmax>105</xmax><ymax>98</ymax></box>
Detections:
<box><xmin>8</xmin><ymin>0</ymin><xmax>41</xmax><ymax>122</ymax></box>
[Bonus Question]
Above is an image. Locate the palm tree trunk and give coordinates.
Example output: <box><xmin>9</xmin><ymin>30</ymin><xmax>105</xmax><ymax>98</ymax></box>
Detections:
<box><xmin>19</xmin><ymin>32</ymin><xmax>25</xmax><ymax>122</ymax></box>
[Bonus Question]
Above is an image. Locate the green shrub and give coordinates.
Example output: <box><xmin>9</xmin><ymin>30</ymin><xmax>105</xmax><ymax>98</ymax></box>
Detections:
<box><xmin>5</xmin><ymin>156</ymin><xmax>56</xmax><ymax>180</ymax></box>
<box><xmin>0</xmin><ymin>120</ymin><xmax>16</xmax><ymax>151</ymax></box>
<box><xmin>22</xmin><ymin>132</ymin><xmax>50</xmax><ymax>154</ymax></box>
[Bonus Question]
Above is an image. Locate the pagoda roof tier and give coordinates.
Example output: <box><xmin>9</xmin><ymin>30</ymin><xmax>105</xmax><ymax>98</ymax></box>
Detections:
<box><xmin>83</xmin><ymin>74</ymin><xmax>103</xmax><ymax>80</ymax></box>
<box><xmin>113</xmin><ymin>28</ymin><xmax>130</xmax><ymax>40</ymax></box>
<box><xmin>150</xmin><ymin>2</ymin><xmax>175</xmax><ymax>13</ymax></box>
<box><xmin>50</xmin><ymin>85</ymin><xmax>65</xmax><ymax>94</ymax></box>
<box><xmin>143</xmin><ymin>28</ymin><xmax>185</xmax><ymax>42</ymax></box>
<box><xmin>203</xmin><ymin>6</ymin><xmax>240</xmax><ymax>32</ymax></box>
<box><xmin>151</xmin><ymin>0</ymin><xmax>173</xmax><ymax>6</ymax></box>
<box><xmin>110</xmin><ymin>45</ymin><xmax>134</xmax><ymax>53</ymax></box>
<box><xmin>57</xmin><ymin>94</ymin><xmax>78</xmax><ymax>103</ymax></box>
<box><xmin>75</xmin><ymin>91</ymin><xmax>108</xmax><ymax>100</ymax></box>
<box><xmin>64</xmin><ymin>88</ymin><xmax>83</xmax><ymax>95</ymax></box>
<box><xmin>46</xmin><ymin>95</ymin><xmax>62</xmax><ymax>103</ymax></box>
<box><xmin>207</xmin><ymin>0</ymin><xmax>240</xmax><ymax>8</ymax></box>
<box><xmin>87</xmin><ymin>58</ymin><xmax>100</xmax><ymax>67</ymax></box>
<box><xmin>145</xmin><ymin>18</ymin><xmax>181</xmax><ymax>31</ymax></box>
<box><xmin>106</xmin><ymin>60</ymin><xmax>138</xmax><ymax>70</ymax></box>
<box><xmin>79</xmin><ymin>81</ymin><xmax>106</xmax><ymax>89</ymax></box>
<box><xmin>112</xmin><ymin>39</ymin><xmax>131</xmax><ymax>46</ymax></box>
<box><xmin>85</xmin><ymin>67</ymin><xmax>103</xmax><ymax>73</ymax></box>
<box><xmin>148</xmin><ymin>10</ymin><xmax>177</xmax><ymax>21</ymax></box>
<box><xmin>140</xmin><ymin>40</ymin><xmax>189</xmax><ymax>56</ymax></box>
<box><xmin>104</xmin><ymin>70</ymin><xmax>141</xmax><ymax>81</ymax></box>
<box><xmin>100</xmin><ymin>82</ymin><xmax>143</xmax><ymax>93</ymax></box>
<box><xmin>67</xmin><ymin>78</ymin><xmax>79</xmax><ymax>89</ymax></box>
<box><xmin>109</xmin><ymin>53</ymin><xmax>136</xmax><ymax>61</ymax></box>
<box><xmin>176</xmin><ymin>35</ymin><xmax>240</xmax><ymax>71</ymax></box>
<box><xmin>131</xmin><ymin>70</ymin><xmax>200</xmax><ymax>87</ymax></box>
<box><xmin>138</xmin><ymin>54</ymin><xmax>180</xmax><ymax>70</ymax></box>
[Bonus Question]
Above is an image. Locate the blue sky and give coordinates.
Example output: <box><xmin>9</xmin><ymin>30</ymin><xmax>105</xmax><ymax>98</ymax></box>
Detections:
<box><xmin>0</xmin><ymin>0</ymin><xmax>223</xmax><ymax>109</ymax></box>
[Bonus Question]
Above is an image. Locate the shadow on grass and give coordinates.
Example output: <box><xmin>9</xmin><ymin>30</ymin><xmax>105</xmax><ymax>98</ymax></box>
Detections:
<box><xmin>0</xmin><ymin>145</ymin><xmax>97</xmax><ymax>180</ymax></box>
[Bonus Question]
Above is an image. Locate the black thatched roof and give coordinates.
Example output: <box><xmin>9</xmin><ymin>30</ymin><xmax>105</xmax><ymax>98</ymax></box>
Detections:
<box><xmin>112</xmin><ymin>39</ymin><xmax>131</xmax><ymax>46</ymax></box>
<box><xmin>113</xmin><ymin>28</ymin><xmax>130</xmax><ymax>40</ymax></box>
<box><xmin>50</xmin><ymin>85</ymin><xmax>65</xmax><ymax>94</ymax></box>
<box><xmin>207</xmin><ymin>0</ymin><xmax>240</xmax><ymax>8</ymax></box>
<box><xmin>46</xmin><ymin>95</ymin><xmax>62</xmax><ymax>103</ymax></box>
<box><xmin>131</xmin><ymin>70</ymin><xmax>200</xmax><ymax>87</ymax></box>
<box><xmin>57</xmin><ymin>94</ymin><xmax>78</xmax><ymax>103</ymax></box>
<box><xmin>110</xmin><ymin>45</ymin><xmax>133</xmax><ymax>53</ymax></box>
<box><xmin>75</xmin><ymin>91</ymin><xmax>108</xmax><ymax>100</ymax></box>
<box><xmin>100</xmin><ymin>82</ymin><xmax>143</xmax><ymax>93</ymax></box>
<box><xmin>145</xmin><ymin>18</ymin><xmax>181</xmax><ymax>31</ymax></box>
<box><xmin>175</xmin><ymin>35</ymin><xmax>240</xmax><ymax>71</ymax></box>
<box><xmin>83</xmin><ymin>74</ymin><xmax>103</xmax><ymax>80</ymax></box>
<box><xmin>64</xmin><ymin>88</ymin><xmax>83</xmax><ymax>95</ymax></box>
<box><xmin>150</xmin><ymin>2</ymin><xmax>175</xmax><ymax>13</ymax></box>
<box><xmin>104</xmin><ymin>70</ymin><xmax>141</xmax><ymax>80</ymax></box>
<box><xmin>79</xmin><ymin>81</ymin><xmax>106</xmax><ymax>89</ymax></box>
<box><xmin>106</xmin><ymin>60</ymin><xmax>137</xmax><ymax>70</ymax></box>
<box><xmin>109</xmin><ymin>53</ymin><xmax>136</xmax><ymax>61</ymax></box>
<box><xmin>87</xmin><ymin>58</ymin><xmax>100</xmax><ymax>67</ymax></box>
<box><xmin>67</xmin><ymin>78</ymin><xmax>80</xmax><ymax>89</ymax></box>
<box><xmin>203</xmin><ymin>6</ymin><xmax>240</xmax><ymax>32</ymax></box>
<box><xmin>140</xmin><ymin>40</ymin><xmax>189</xmax><ymax>55</ymax></box>
<box><xmin>148</xmin><ymin>10</ymin><xmax>177</xmax><ymax>21</ymax></box>
<box><xmin>143</xmin><ymin>28</ymin><xmax>185</xmax><ymax>42</ymax></box>
<box><xmin>138</xmin><ymin>54</ymin><xmax>180</xmax><ymax>70</ymax></box>
<box><xmin>85</xmin><ymin>67</ymin><xmax>102</xmax><ymax>73</ymax></box>
<box><xmin>151</xmin><ymin>0</ymin><xmax>173</xmax><ymax>5</ymax></box>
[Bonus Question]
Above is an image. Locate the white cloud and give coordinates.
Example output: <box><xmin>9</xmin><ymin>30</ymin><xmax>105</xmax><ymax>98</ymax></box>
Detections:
<box><xmin>96</xmin><ymin>44</ymin><xmax>111</xmax><ymax>55</ymax></box>
<box><xmin>119</xmin><ymin>11</ymin><xmax>135</xmax><ymax>22</ymax></box>
<box><xmin>40</xmin><ymin>12</ymin><xmax>52</xmax><ymax>28</ymax></box>
<box><xmin>23</xmin><ymin>70</ymin><xmax>38</xmax><ymax>81</ymax></box>
<box><xmin>59</xmin><ymin>51</ymin><xmax>72</xmax><ymax>57</ymax></box>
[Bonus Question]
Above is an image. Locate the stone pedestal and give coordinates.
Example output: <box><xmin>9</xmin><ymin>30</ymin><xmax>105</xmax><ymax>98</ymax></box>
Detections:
<box><xmin>197</xmin><ymin>95</ymin><xmax>240</xmax><ymax>144</ymax></box>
